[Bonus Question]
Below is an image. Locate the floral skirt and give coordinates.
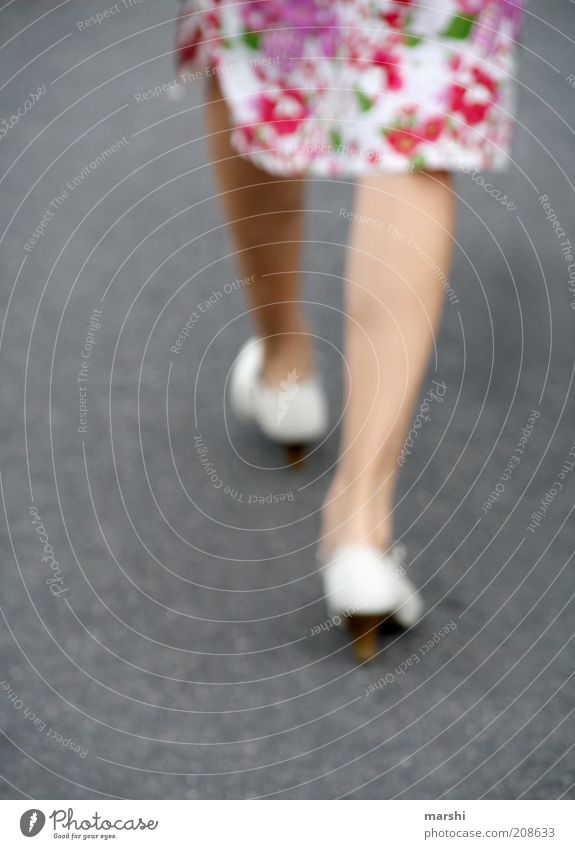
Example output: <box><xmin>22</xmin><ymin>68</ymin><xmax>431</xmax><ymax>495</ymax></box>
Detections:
<box><xmin>175</xmin><ymin>0</ymin><xmax>524</xmax><ymax>176</ymax></box>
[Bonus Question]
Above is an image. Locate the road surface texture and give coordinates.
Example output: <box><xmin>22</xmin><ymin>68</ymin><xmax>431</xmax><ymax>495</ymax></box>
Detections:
<box><xmin>0</xmin><ymin>0</ymin><xmax>574</xmax><ymax>799</ymax></box>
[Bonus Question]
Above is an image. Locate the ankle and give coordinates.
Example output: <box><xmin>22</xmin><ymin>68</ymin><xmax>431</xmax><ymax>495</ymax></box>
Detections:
<box><xmin>261</xmin><ymin>330</ymin><xmax>315</xmax><ymax>386</ymax></box>
<box><xmin>320</xmin><ymin>473</ymin><xmax>393</xmax><ymax>559</ymax></box>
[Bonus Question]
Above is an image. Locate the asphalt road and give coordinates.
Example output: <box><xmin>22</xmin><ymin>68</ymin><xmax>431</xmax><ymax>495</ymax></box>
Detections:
<box><xmin>0</xmin><ymin>0</ymin><xmax>574</xmax><ymax>799</ymax></box>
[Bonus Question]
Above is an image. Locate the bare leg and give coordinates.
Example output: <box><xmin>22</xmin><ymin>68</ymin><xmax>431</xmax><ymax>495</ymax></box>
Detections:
<box><xmin>321</xmin><ymin>171</ymin><xmax>455</xmax><ymax>556</ymax></box>
<box><xmin>204</xmin><ymin>77</ymin><xmax>312</xmax><ymax>385</ymax></box>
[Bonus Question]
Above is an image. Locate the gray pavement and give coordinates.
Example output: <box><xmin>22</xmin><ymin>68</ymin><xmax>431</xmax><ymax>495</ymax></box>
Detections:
<box><xmin>0</xmin><ymin>0</ymin><xmax>574</xmax><ymax>799</ymax></box>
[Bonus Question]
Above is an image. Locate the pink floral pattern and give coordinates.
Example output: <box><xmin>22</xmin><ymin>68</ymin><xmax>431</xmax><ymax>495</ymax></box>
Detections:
<box><xmin>176</xmin><ymin>0</ymin><xmax>524</xmax><ymax>176</ymax></box>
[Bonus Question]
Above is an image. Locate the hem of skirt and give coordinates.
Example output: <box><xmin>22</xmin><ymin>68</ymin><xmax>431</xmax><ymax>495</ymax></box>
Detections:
<box><xmin>229</xmin><ymin>138</ymin><xmax>512</xmax><ymax>178</ymax></box>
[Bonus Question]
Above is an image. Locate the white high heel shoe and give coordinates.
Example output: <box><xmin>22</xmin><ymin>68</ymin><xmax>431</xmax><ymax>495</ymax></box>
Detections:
<box><xmin>321</xmin><ymin>544</ymin><xmax>423</xmax><ymax>661</ymax></box>
<box><xmin>229</xmin><ymin>337</ymin><xmax>328</xmax><ymax>454</ymax></box>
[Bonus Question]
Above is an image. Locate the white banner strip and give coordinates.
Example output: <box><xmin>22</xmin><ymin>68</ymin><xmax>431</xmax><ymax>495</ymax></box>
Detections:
<box><xmin>1</xmin><ymin>800</ymin><xmax>574</xmax><ymax>847</ymax></box>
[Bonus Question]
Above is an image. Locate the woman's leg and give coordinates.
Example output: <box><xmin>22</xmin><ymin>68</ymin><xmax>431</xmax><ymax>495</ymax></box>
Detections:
<box><xmin>321</xmin><ymin>171</ymin><xmax>455</xmax><ymax>556</ymax></box>
<box><xmin>204</xmin><ymin>77</ymin><xmax>312</xmax><ymax>386</ymax></box>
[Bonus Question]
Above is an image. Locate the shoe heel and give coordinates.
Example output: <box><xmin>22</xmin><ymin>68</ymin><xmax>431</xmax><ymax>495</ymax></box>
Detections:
<box><xmin>284</xmin><ymin>443</ymin><xmax>307</xmax><ymax>467</ymax></box>
<box><xmin>346</xmin><ymin>615</ymin><xmax>381</xmax><ymax>662</ymax></box>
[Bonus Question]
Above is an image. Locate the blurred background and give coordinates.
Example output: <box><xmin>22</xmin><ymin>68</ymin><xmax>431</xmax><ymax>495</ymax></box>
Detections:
<box><xmin>0</xmin><ymin>0</ymin><xmax>574</xmax><ymax>799</ymax></box>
